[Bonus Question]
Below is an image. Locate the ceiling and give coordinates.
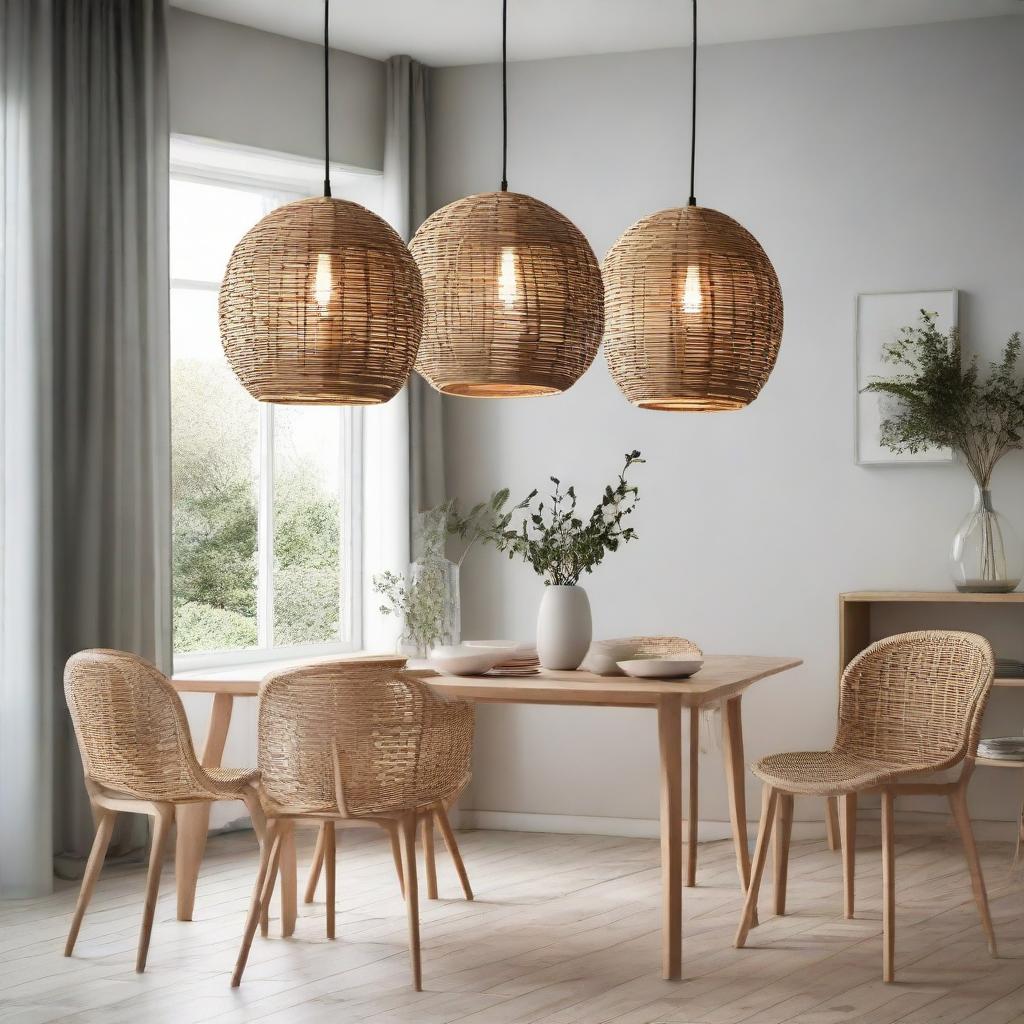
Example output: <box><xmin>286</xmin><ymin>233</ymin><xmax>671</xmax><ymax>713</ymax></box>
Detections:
<box><xmin>169</xmin><ymin>0</ymin><xmax>1023</xmax><ymax>66</ymax></box>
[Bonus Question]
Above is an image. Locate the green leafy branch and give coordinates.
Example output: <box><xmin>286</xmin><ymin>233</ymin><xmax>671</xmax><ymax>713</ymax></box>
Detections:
<box><xmin>448</xmin><ymin>451</ymin><xmax>645</xmax><ymax>586</ymax></box>
<box><xmin>863</xmin><ymin>311</ymin><xmax>1024</xmax><ymax>487</ymax></box>
<box><xmin>372</xmin><ymin>561</ymin><xmax>457</xmax><ymax>654</ymax></box>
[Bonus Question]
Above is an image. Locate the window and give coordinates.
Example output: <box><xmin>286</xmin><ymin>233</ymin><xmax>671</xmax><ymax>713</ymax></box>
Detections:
<box><xmin>170</xmin><ymin>140</ymin><xmax>374</xmax><ymax>667</ymax></box>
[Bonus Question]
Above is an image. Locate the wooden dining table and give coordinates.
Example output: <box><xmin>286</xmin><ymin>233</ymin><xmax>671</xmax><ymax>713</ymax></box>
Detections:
<box><xmin>171</xmin><ymin>653</ymin><xmax>801</xmax><ymax>980</ymax></box>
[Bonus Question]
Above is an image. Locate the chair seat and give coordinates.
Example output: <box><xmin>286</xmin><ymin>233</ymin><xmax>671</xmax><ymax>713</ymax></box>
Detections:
<box><xmin>752</xmin><ymin>749</ymin><xmax>925</xmax><ymax>796</ymax></box>
<box><xmin>204</xmin><ymin>766</ymin><xmax>260</xmax><ymax>797</ymax></box>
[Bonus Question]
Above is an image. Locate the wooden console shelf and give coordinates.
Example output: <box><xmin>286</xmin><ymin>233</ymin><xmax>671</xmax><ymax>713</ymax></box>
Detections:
<box><xmin>976</xmin><ymin>756</ymin><xmax>1024</xmax><ymax>770</ymax></box>
<box><xmin>840</xmin><ymin>591</ymin><xmax>1024</xmax><ymax>676</ymax></box>
<box><xmin>842</xmin><ymin>591</ymin><xmax>1024</xmax><ymax>604</ymax></box>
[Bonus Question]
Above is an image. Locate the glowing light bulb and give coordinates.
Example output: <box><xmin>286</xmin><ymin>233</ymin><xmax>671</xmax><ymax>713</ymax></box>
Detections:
<box><xmin>681</xmin><ymin>264</ymin><xmax>702</xmax><ymax>314</ymax></box>
<box><xmin>313</xmin><ymin>252</ymin><xmax>332</xmax><ymax>315</ymax></box>
<box><xmin>497</xmin><ymin>247</ymin><xmax>518</xmax><ymax>308</ymax></box>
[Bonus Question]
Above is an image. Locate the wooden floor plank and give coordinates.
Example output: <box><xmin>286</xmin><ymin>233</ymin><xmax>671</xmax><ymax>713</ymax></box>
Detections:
<box><xmin>0</xmin><ymin>826</ymin><xmax>1021</xmax><ymax>1024</ymax></box>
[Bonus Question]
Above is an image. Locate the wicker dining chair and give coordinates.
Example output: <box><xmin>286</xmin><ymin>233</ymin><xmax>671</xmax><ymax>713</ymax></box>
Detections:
<box><xmin>261</xmin><ymin>659</ymin><xmax>475</xmax><ymax>939</ymax></box>
<box><xmin>734</xmin><ymin>630</ymin><xmax>996</xmax><ymax>982</ymax></box>
<box><xmin>233</xmin><ymin>662</ymin><xmax>474</xmax><ymax>990</ymax></box>
<box><xmin>63</xmin><ymin>649</ymin><xmax>263</xmax><ymax>973</ymax></box>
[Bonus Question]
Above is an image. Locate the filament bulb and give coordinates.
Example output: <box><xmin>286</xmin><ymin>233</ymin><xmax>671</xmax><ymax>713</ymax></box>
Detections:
<box><xmin>681</xmin><ymin>264</ymin><xmax>702</xmax><ymax>314</ymax></box>
<box><xmin>313</xmin><ymin>252</ymin><xmax>332</xmax><ymax>314</ymax></box>
<box><xmin>497</xmin><ymin>247</ymin><xmax>518</xmax><ymax>308</ymax></box>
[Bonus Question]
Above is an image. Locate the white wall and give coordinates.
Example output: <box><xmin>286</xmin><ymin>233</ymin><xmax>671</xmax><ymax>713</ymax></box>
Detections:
<box><xmin>167</xmin><ymin>7</ymin><xmax>385</xmax><ymax>170</ymax></box>
<box><xmin>429</xmin><ymin>17</ymin><xmax>1024</xmax><ymax>833</ymax></box>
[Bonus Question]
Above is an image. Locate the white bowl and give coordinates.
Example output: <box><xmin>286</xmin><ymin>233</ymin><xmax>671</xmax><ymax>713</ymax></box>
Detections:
<box><xmin>427</xmin><ymin>646</ymin><xmax>502</xmax><ymax>676</ymax></box>
<box><xmin>581</xmin><ymin>641</ymin><xmax>637</xmax><ymax>676</ymax></box>
<box><xmin>617</xmin><ymin>658</ymin><xmax>704</xmax><ymax>679</ymax></box>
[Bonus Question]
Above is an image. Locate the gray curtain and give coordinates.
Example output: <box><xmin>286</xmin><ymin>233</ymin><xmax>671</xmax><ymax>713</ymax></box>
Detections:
<box><xmin>384</xmin><ymin>55</ymin><xmax>446</xmax><ymax>525</ymax></box>
<box><xmin>0</xmin><ymin>0</ymin><xmax>172</xmax><ymax>896</ymax></box>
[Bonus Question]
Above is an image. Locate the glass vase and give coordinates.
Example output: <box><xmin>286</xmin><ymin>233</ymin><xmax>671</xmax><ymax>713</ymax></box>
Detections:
<box><xmin>950</xmin><ymin>486</ymin><xmax>1023</xmax><ymax>593</ymax></box>
<box><xmin>397</xmin><ymin>557</ymin><xmax>461</xmax><ymax>657</ymax></box>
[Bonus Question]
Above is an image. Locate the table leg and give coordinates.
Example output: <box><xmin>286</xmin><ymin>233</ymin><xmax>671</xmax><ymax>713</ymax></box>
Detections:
<box><xmin>722</xmin><ymin>695</ymin><xmax>757</xmax><ymax>926</ymax></box>
<box><xmin>686</xmin><ymin>707</ymin><xmax>699</xmax><ymax>887</ymax></box>
<box><xmin>176</xmin><ymin>692</ymin><xmax>234</xmax><ymax>921</ymax></box>
<box><xmin>721</xmin><ymin>697</ymin><xmax>752</xmax><ymax>887</ymax></box>
<box><xmin>658</xmin><ymin>694</ymin><xmax>683</xmax><ymax>981</ymax></box>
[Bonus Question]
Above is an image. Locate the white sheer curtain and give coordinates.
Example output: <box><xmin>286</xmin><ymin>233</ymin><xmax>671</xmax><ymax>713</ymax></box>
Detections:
<box><xmin>0</xmin><ymin>0</ymin><xmax>55</xmax><ymax>899</ymax></box>
<box><xmin>362</xmin><ymin>55</ymin><xmax>445</xmax><ymax>652</ymax></box>
<box><xmin>0</xmin><ymin>0</ymin><xmax>172</xmax><ymax>897</ymax></box>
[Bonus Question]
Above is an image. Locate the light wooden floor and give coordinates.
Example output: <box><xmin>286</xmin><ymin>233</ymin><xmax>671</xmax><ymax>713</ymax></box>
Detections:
<box><xmin>1</xmin><ymin>823</ymin><xmax>1022</xmax><ymax>1024</ymax></box>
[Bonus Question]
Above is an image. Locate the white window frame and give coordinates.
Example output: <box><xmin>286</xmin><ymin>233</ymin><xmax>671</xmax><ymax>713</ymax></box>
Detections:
<box><xmin>170</xmin><ymin>137</ymin><xmax>377</xmax><ymax>671</ymax></box>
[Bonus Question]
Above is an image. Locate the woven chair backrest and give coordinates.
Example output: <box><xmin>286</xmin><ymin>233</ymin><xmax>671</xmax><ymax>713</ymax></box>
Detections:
<box><xmin>64</xmin><ymin>649</ymin><xmax>203</xmax><ymax>801</ymax></box>
<box><xmin>836</xmin><ymin>630</ymin><xmax>994</xmax><ymax>771</ymax></box>
<box><xmin>258</xmin><ymin>663</ymin><xmax>437</xmax><ymax>817</ymax></box>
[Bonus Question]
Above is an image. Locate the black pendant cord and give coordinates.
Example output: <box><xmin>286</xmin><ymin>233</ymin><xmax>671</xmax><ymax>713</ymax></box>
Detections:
<box><xmin>688</xmin><ymin>0</ymin><xmax>697</xmax><ymax>206</ymax></box>
<box><xmin>323</xmin><ymin>0</ymin><xmax>332</xmax><ymax>197</ymax></box>
<box><xmin>500</xmin><ymin>0</ymin><xmax>508</xmax><ymax>191</ymax></box>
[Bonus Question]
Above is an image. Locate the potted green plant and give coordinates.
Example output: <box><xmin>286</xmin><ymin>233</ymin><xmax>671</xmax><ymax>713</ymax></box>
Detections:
<box><xmin>864</xmin><ymin>312</ymin><xmax>1024</xmax><ymax>592</ymax></box>
<box><xmin>449</xmin><ymin>451</ymin><xmax>644</xmax><ymax>668</ymax></box>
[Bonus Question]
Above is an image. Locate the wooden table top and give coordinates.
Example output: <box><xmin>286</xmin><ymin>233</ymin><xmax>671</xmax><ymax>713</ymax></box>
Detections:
<box><xmin>171</xmin><ymin>654</ymin><xmax>802</xmax><ymax>708</ymax></box>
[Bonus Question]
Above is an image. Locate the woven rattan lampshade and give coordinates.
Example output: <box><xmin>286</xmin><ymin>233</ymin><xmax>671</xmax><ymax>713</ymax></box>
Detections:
<box><xmin>409</xmin><ymin>191</ymin><xmax>604</xmax><ymax>398</ymax></box>
<box><xmin>603</xmin><ymin>205</ymin><xmax>783</xmax><ymax>411</ymax></box>
<box><xmin>219</xmin><ymin>196</ymin><xmax>422</xmax><ymax>405</ymax></box>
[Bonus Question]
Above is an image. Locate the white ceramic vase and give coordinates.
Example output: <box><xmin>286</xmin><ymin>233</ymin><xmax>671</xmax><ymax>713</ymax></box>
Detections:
<box><xmin>536</xmin><ymin>585</ymin><xmax>592</xmax><ymax>670</ymax></box>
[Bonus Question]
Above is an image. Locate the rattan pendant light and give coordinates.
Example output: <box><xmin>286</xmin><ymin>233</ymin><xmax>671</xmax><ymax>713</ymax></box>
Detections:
<box><xmin>410</xmin><ymin>0</ymin><xmax>603</xmax><ymax>397</ymax></box>
<box><xmin>603</xmin><ymin>0</ymin><xmax>783</xmax><ymax>411</ymax></box>
<box><xmin>219</xmin><ymin>1</ymin><xmax>422</xmax><ymax>405</ymax></box>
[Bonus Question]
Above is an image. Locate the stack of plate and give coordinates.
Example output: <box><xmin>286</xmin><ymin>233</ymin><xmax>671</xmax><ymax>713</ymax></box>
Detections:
<box><xmin>491</xmin><ymin>647</ymin><xmax>540</xmax><ymax>676</ymax></box>
<box><xmin>977</xmin><ymin>736</ymin><xmax>1024</xmax><ymax>761</ymax></box>
<box><xmin>464</xmin><ymin>641</ymin><xmax>540</xmax><ymax>676</ymax></box>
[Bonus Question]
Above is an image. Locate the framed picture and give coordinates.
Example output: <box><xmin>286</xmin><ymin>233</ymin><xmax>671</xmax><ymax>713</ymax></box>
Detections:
<box><xmin>854</xmin><ymin>288</ymin><xmax>958</xmax><ymax>466</ymax></box>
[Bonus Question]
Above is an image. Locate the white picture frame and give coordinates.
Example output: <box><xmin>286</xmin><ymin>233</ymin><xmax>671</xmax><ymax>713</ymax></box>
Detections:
<box><xmin>855</xmin><ymin>288</ymin><xmax>958</xmax><ymax>466</ymax></box>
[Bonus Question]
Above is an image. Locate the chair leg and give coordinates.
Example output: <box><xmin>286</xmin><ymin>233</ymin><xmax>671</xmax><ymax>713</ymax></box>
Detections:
<box><xmin>305</xmin><ymin>823</ymin><xmax>327</xmax><ymax>904</ymax></box>
<box><xmin>324</xmin><ymin>823</ymin><xmax>336</xmax><ymax>939</ymax></box>
<box><xmin>233</xmin><ymin>821</ymin><xmax>280</xmax><ymax>988</ymax></box>
<box><xmin>241</xmin><ymin>786</ymin><xmax>267</xmax><ymax>845</ymax></box>
<box><xmin>64</xmin><ymin>808</ymin><xmax>117</xmax><ymax>957</ymax></box>
<box><xmin>686</xmin><ymin>707</ymin><xmax>699</xmax><ymax>888</ymax></box>
<box><xmin>398</xmin><ymin>813</ymin><xmax>422</xmax><ymax>991</ymax></box>
<box><xmin>1014</xmin><ymin>799</ymin><xmax>1024</xmax><ymax>873</ymax></box>
<box><xmin>137</xmin><ymin>804</ymin><xmax>174</xmax><ymax>974</ymax></box>
<box><xmin>948</xmin><ymin>786</ymin><xmax>997</xmax><ymax>957</ymax></box>
<box><xmin>881</xmin><ymin>790</ymin><xmax>895</xmax><ymax>983</ymax></box>
<box><xmin>773</xmin><ymin>793</ymin><xmax>794</xmax><ymax>916</ymax></box>
<box><xmin>260</xmin><ymin>831</ymin><xmax>282</xmax><ymax>937</ymax></box>
<box><xmin>388</xmin><ymin>822</ymin><xmax>406</xmax><ymax>898</ymax></box>
<box><xmin>825</xmin><ymin>797</ymin><xmax>840</xmax><ymax>851</ymax></box>
<box><xmin>839</xmin><ymin>792</ymin><xmax>857</xmax><ymax>919</ymax></box>
<box><xmin>421</xmin><ymin>812</ymin><xmax>438</xmax><ymax>900</ymax></box>
<box><xmin>434</xmin><ymin>803</ymin><xmax>473</xmax><ymax>901</ymax></box>
<box><xmin>735</xmin><ymin>784</ymin><xmax>778</xmax><ymax>948</ymax></box>
<box><xmin>279</xmin><ymin>822</ymin><xmax>297</xmax><ymax>937</ymax></box>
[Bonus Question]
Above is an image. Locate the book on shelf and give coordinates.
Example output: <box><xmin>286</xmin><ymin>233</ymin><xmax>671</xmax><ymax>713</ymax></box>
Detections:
<box><xmin>977</xmin><ymin>736</ymin><xmax>1024</xmax><ymax>761</ymax></box>
<box><xmin>994</xmin><ymin>657</ymin><xmax>1024</xmax><ymax>678</ymax></box>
